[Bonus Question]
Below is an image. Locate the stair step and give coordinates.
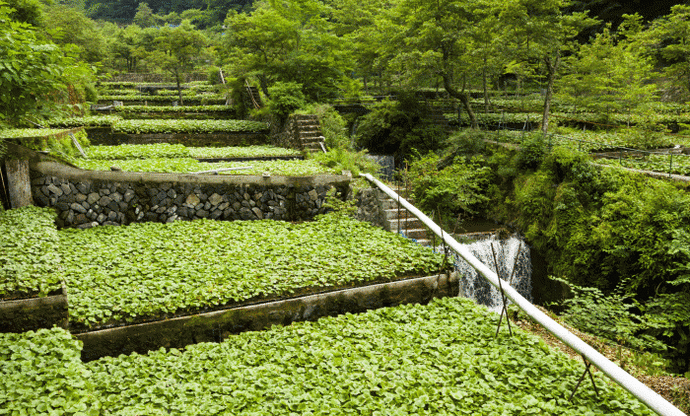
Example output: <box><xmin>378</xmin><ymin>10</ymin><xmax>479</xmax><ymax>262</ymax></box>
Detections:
<box><xmin>395</xmin><ymin>228</ymin><xmax>429</xmax><ymax>240</ymax></box>
<box><xmin>299</xmin><ymin>132</ymin><xmax>324</xmax><ymax>139</ymax></box>
<box><xmin>301</xmin><ymin>137</ymin><xmax>325</xmax><ymax>144</ymax></box>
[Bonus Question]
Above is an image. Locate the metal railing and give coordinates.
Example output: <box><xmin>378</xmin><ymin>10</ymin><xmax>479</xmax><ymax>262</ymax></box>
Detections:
<box><xmin>361</xmin><ymin>172</ymin><xmax>685</xmax><ymax>416</ymax></box>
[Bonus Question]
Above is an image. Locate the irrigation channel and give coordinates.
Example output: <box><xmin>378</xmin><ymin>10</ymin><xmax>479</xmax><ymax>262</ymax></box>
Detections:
<box><xmin>360</xmin><ymin>173</ymin><xmax>685</xmax><ymax>416</ymax></box>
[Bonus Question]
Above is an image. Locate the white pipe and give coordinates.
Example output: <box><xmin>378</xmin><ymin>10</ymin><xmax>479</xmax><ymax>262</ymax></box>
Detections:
<box><xmin>361</xmin><ymin>173</ymin><xmax>685</xmax><ymax>416</ymax></box>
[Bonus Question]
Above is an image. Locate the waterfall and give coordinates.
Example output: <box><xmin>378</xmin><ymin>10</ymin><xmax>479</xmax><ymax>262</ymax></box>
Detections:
<box><xmin>442</xmin><ymin>235</ymin><xmax>533</xmax><ymax>311</ymax></box>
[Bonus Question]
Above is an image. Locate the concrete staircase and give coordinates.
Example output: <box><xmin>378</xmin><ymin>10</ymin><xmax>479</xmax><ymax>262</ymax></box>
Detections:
<box><xmin>380</xmin><ymin>188</ymin><xmax>432</xmax><ymax>246</ymax></box>
<box><xmin>294</xmin><ymin>114</ymin><xmax>326</xmax><ymax>153</ymax></box>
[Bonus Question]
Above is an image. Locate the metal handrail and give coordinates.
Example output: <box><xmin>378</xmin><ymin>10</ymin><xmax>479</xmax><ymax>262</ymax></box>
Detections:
<box><xmin>361</xmin><ymin>173</ymin><xmax>685</xmax><ymax>416</ymax></box>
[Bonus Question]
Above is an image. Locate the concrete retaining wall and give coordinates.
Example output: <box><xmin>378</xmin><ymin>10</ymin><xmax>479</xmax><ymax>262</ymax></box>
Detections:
<box><xmin>0</xmin><ymin>288</ymin><xmax>69</xmax><ymax>333</ymax></box>
<box><xmin>76</xmin><ymin>273</ymin><xmax>458</xmax><ymax>361</ymax></box>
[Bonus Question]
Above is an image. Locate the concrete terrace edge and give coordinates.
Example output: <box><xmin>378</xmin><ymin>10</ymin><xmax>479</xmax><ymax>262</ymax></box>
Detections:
<box><xmin>76</xmin><ymin>273</ymin><xmax>458</xmax><ymax>361</ymax></box>
<box><xmin>31</xmin><ymin>160</ymin><xmax>351</xmax><ymax>188</ymax></box>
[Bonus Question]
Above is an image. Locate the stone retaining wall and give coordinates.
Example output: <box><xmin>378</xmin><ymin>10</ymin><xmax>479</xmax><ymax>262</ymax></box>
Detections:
<box><xmin>30</xmin><ymin>160</ymin><xmax>350</xmax><ymax>229</ymax></box>
<box><xmin>354</xmin><ymin>188</ymin><xmax>388</xmax><ymax>229</ymax></box>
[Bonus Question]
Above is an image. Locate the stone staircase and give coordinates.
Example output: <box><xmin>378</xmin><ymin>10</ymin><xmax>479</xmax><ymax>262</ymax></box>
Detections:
<box><xmin>294</xmin><ymin>114</ymin><xmax>326</xmax><ymax>153</ymax></box>
<box><xmin>380</xmin><ymin>188</ymin><xmax>432</xmax><ymax>246</ymax></box>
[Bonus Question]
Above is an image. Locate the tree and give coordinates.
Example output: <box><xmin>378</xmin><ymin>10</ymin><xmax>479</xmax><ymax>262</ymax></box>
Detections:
<box><xmin>43</xmin><ymin>4</ymin><xmax>108</xmax><ymax>64</ymax></box>
<box><xmin>557</xmin><ymin>17</ymin><xmax>657</xmax><ymax>124</ymax></box>
<box><xmin>638</xmin><ymin>5</ymin><xmax>690</xmax><ymax>102</ymax></box>
<box><xmin>150</xmin><ymin>20</ymin><xmax>208</xmax><ymax>103</ymax></box>
<box><xmin>499</xmin><ymin>0</ymin><xmax>597</xmax><ymax>133</ymax></box>
<box><xmin>0</xmin><ymin>4</ymin><xmax>92</xmax><ymax>126</ymax></box>
<box><xmin>222</xmin><ymin>0</ymin><xmax>353</xmax><ymax>101</ymax></box>
<box><xmin>133</xmin><ymin>2</ymin><xmax>157</xmax><ymax>27</ymax></box>
<box><xmin>386</xmin><ymin>0</ymin><xmax>483</xmax><ymax>128</ymax></box>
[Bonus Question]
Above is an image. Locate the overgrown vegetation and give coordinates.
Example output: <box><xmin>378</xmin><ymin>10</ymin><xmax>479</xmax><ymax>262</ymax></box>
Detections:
<box><xmin>405</xmin><ymin>131</ymin><xmax>690</xmax><ymax>375</ymax></box>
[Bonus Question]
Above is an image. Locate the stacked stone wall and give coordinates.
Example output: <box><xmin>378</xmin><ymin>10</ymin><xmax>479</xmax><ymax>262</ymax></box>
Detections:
<box><xmin>29</xmin><ymin>161</ymin><xmax>349</xmax><ymax>229</ymax></box>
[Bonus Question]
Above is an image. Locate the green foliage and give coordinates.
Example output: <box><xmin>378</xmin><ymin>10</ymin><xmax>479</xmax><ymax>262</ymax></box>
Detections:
<box><xmin>58</xmin><ymin>215</ymin><xmax>447</xmax><ymax>327</ymax></box>
<box><xmin>311</xmin><ymin>147</ymin><xmax>381</xmax><ymax>177</ymax></box>
<box><xmin>0</xmin><ymin>4</ymin><xmax>90</xmax><ymax>126</ymax></box>
<box><xmin>0</xmin><ymin>328</ymin><xmax>100</xmax><ymax>415</ymax></box>
<box><xmin>516</xmin><ymin>134</ymin><xmax>547</xmax><ymax>170</ymax></box>
<box><xmin>2</xmin><ymin>128</ymin><xmax>90</xmax><ymax>160</ymax></box>
<box><xmin>111</xmin><ymin>119</ymin><xmax>268</xmax><ymax>134</ymax></box>
<box><xmin>46</xmin><ymin>115</ymin><xmax>122</xmax><ymax>128</ymax></box>
<box><xmin>266</xmin><ymin>81</ymin><xmax>307</xmax><ymax>122</ymax></box>
<box><xmin>85</xmin><ymin>297</ymin><xmax>654</xmax><ymax>415</ymax></box>
<box><xmin>356</xmin><ymin>95</ymin><xmax>448</xmax><ymax>160</ymax></box>
<box><xmin>488</xmin><ymin>142</ymin><xmax>690</xmax><ymax>371</ymax></box>
<box><xmin>552</xmin><ymin>277</ymin><xmax>667</xmax><ymax>354</ymax></box>
<box><xmin>406</xmin><ymin>152</ymin><xmax>492</xmax><ymax>223</ymax></box>
<box><xmin>0</xmin><ymin>206</ymin><xmax>62</xmax><ymax>298</ymax></box>
<box><xmin>75</xmin><ymin>157</ymin><xmax>336</xmax><ymax>176</ymax></box>
<box><xmin>83</xmin><ymin>143</ymin><xmax>301</xmax><ymax>160</ymax></box>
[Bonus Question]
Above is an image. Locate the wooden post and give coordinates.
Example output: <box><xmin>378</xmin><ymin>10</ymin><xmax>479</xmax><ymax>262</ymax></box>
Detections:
<box><xmin>4</xmin><ymin>159</ymin><xmax>34</xmax><ymax>208</ymax></box>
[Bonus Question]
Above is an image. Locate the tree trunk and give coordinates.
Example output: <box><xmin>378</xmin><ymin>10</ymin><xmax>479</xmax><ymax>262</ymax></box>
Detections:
<box><xmin>443</xmin><ymin>73</ymin><xmax>477</xmax><ymax>128</ymax></box>
<box><xmin>258</xmin><ymin>74</ymin><xmax>270</xmax><ymax>98</ymax></box>
<box><xmin>176</xmin><ymin>70</ymin><xmax>183</xmax><ymax>106</ymax></box>
<box><xmin>542</xmin><ymin>54</ymin><xmax>560</xmax><ymax>134</ymax></box>
<box><xmin>482</xmin><ymin>60</ymin><xmax>489</xmax><ymax>114</ymax></box>
<box><xmin>441</xmin><ymin>42</ymin><xmax>477</xmax><ymax>128</ymax></box>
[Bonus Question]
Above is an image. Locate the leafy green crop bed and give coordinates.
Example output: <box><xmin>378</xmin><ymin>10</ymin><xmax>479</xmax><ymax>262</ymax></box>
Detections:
<box><xmin>0</xmin><ymin>328</ymin><xmax>100</xmax><ymax>415</ymax></box>
<box><xmin>81</xmin><ymin>297</ymin><xmax>653</xmax><ymax>415</ymax></box>
<box><xmin>0</xmin><ymin>207</ymin><xmax>63</xmax><ymax>299</ymax></box>
<box><xmin>46</xmin><ymin>116</ymin><xmax>122</xmax><ymax>128</ymax></box>
<box><xmin>111</xmin><ymin>119</ymin><xmax>268</xmax><ymax>134</ymax></box>
<box><xmin>58</xmin><ymin>215</ymin><xmax>447</xmax><ymax>328</ymax></box>
<box><xmin>83</xmin><ymin>143</ymin><xmax>301</xmax><ymax>160</ymax></box>
<box><xmin>114</xmin><ymin>105</ymin><xmax>231</xmax><ymax>114</ymax></box>
<box><xmin>74</xmin><ymin>157</ymin><xmax>333</xmax><ymax>175</ymax></box>
<box><xmin>596</xmin><ymin>153</ymin><xmax>690</xmax><ymax>176</ymax></box>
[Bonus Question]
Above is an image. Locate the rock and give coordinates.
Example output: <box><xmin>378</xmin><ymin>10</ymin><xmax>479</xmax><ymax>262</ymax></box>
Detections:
<box><xmin>75</xmin><ymin>193</ymin><xmax>87</xmax><ymax>203</ymax></box>
<box><xmin>99</xmin><ymin>196</ymin><xmax>112</xmax><ymax>207</ymax></box>
<box><xmin>70</xmin><ymin>203</ymin><xmax>87</xmax><ymax>214</ymax></box>
<box><xmin>97</xmin><ymin>213</ymin><xmax>107</xmax><ymax>223</ymax></box>
<box><xmin>46</xmin><ymin>184</ymin><xmax>63</xmax><ymax>197</ymax></box>
<box><xmin>76</xmin><ymin>221</ymin><xmax>99</xmax><ymax>230</ymax></box>
<box><xmin>196</xmin><ymin>209</ymin><xmax>209</xmax><ymax>218</ymax></box>
<box><xmin>210</xmin><ymin>209</ymin><xmax>223</xmax><ymax>220</ymax></box>
<box><xmin>110</xmin><ymin>166</ymin><xmax>122</xmax><ymax>172</ymax></box>
<box><xmin>186</xmin><ymin>194</ymin><xmax>200</xmax><ymax>205</ymax></box>
<box><xmin>252</xmin><ymin>207</ymin><xmax>263</xmax><ymax>219</ymax></box>
<box><xmin>60</xmin><ymin>183</ymin><xmax>72</xmax><ymax>195</ymax></box>
<box><xmin>218</xmin><ymin>202</ymin><xmax>230</xmax><ymax>211</ymax></box>
<box><xmin>208</xmin><ymin>193</ymin><xmax>223</xmax><ymax>206</ymax></box>
<box><xmin>76</xmin><ymin>182</ymin><xmax>89</xmax><ymax>194</ymax></box>
<box><xmin>108</xmin><ymin>211</ymin><xmax>118</xmax><ymax>221</ymax></box>
<box><xmin>99</xmin><ymin>188</ymin><xmax>110</xmax><ymax>196</ymax></box>
<box><xmin>87</xmin><ymin>193</ymin><xmax>99</xmax><ymax>205</ymax></box>
<box><xmin>167</xmin><ymin>189</ymin><xmax>177</xmax><ymax>199</ymax></box>
<box><xmin>111</xmin><ymin>192</ymin><xmax>123</xmax><ymax>203</ymax></box>
<box><xmin>124</xmin><ymin>190</ymin><xmax>135</xmax><ymax>203</ymax></box>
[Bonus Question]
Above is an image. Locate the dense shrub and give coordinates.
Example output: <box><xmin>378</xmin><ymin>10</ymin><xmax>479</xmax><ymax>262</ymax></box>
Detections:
<box><xmin>355</xmin><ymin>93</ymin><xmax>448</xmax><ymax>160</ymax></box>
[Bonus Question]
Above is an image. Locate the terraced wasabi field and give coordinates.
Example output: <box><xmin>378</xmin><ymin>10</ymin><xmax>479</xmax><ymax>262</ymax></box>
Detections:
<box><xmin>0</xmin><ymin>299</ymin><xmax>655</xmax><ymax>415</ymax></box>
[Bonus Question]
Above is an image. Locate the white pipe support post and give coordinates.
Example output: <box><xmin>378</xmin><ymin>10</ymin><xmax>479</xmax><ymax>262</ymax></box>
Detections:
<box><xmin>361</xmin><ymin>173</ymin><xmax>685</xmax><ymax>416</ymax></box>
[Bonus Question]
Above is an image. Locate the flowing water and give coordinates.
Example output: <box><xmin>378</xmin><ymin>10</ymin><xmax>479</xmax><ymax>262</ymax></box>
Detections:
<box><xmin>439</xmin><ymin>234</ymin><xmax>533</xmax><ymax>311</ymax></box>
